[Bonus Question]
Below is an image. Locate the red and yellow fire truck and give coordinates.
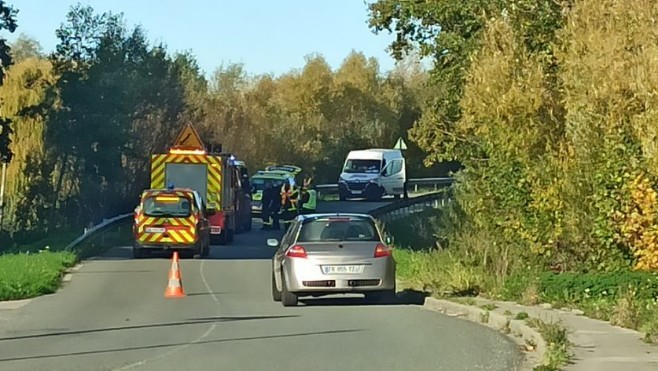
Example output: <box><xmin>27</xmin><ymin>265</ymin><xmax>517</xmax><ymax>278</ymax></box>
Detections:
<box><xmin>148</xmin><ymin>124</ymin><xmax>251</xmax><ymax>245</ymax></box>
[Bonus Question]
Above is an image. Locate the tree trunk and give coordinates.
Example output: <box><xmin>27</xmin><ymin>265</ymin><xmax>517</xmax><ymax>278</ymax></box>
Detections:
<box><xmin>48</xmin><ymin>152</ymin><xmax>68</xmax><ymax>234</ymax></box>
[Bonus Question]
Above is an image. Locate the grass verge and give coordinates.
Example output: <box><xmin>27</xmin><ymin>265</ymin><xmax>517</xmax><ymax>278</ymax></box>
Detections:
<box><xmin>0</xmin><ymin>250</ymin><xmax>77</xmax><ymax>301</ymax></box>
<box><xmin>525</xmin><ymin>318</ymin><xmax>571</xmax><ymax>371</ymax></box>
<box><xmin>0</xmin><ymin>219</ymin><xmax>132</xmax><ymax>301</ymax></box>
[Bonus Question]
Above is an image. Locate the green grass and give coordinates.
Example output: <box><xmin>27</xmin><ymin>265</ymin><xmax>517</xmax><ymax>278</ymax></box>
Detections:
<box><xmin>392</xmin><ymin>248</ymin><xmax>491</xmax><ymax>296</ymax></box>
<box><xmin>0</xmin><ymin>220</ymin><xmax>132</xmax><ymax>301</ymax></box>
<box><xmin>0</xmin><ymin>250</ymin><xmax>78</xmax><ymax>301</ymax></box>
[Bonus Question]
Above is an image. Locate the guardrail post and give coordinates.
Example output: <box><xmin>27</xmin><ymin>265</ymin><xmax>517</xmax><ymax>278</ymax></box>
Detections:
<box><xmin>414</xmin><ymin>184</ymin><xmax>418</xmax><ymax>193</ymax></box>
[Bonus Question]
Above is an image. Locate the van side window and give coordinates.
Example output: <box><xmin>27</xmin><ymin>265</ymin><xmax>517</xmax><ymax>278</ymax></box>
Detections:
<box><xmin>391</xmin><ymin>160</ymin><xmax>403</xmax><ymax>175</ymax></box>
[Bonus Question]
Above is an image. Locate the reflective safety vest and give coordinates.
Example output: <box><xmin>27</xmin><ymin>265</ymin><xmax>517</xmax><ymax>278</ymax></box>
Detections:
<box><xmin>302</xmin><ymin>189</ymin><xmax>317</xmax><ymax>211</ymax></box>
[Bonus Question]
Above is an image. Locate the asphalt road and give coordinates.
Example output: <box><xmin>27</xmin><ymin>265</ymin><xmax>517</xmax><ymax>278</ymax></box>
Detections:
<box><xmin>0</xmin><ymin>200</ymin><xmax>523</xmax><ymax>371</ymax></box>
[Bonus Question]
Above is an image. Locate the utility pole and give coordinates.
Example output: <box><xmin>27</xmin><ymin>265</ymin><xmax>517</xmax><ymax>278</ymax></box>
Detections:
<box><xmin>0</xmin><ymin>161</ymin><xmax>7</xmax><ymax>229</ymax></box>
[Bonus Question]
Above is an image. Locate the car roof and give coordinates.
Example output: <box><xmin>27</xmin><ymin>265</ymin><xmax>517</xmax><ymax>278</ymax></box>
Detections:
<box><xmin>252</xmin><ymin>171</ymin><xmax>290</xmax><ymax>179</ymax></box>
<box><xmin>349</xmin><ymin>148</ymin><xmax>402</xmax><ymax>155</ymax></box>
<box><xmin>296</xmin><ymin>213</ymin><xmax>376</xmax><ymax>222</ymax></box>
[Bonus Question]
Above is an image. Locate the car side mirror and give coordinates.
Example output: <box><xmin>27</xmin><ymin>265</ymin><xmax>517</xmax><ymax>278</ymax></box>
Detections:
<box><xmin>267</xmin><ymin>238</ymin><xmax>279</xmax><ymax>247</ymax></box>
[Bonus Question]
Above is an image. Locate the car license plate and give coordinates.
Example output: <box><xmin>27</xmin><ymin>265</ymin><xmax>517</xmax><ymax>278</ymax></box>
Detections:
<box><xmin>321</xmin><ymin>265</ymin><xmax>364</xmax><ymax>275</ymax></box>
<box><xmin>145</xmin><ymin>227</ymin><xmax>165</xmax><ymax>233</ymax></box>
<box><xmin>351</xmin><ymin>190</ymin><xmax>362</xmax><ymax>194</ymax></box>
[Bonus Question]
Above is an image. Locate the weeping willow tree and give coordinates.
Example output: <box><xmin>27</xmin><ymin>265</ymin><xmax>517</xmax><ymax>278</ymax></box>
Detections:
<box><xmin>0</xmin><ymin>57</ymin><xmax>57</xmax><ymax>232</ymax></box>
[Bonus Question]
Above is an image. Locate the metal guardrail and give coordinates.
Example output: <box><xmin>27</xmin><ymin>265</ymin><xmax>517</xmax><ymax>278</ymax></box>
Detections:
<box><xmin>315</xmin><ymin>177</ymin><xmax>454</xmax><ymax>195</ymax></box>
<box><xmin>64</xmin><ymin>213</ymin><xmax>132</xmax><ymax>251</ymax></box>
<box><xmin>367</xmin><ymin>190</ymin><xmax>452</xmax><ymax>223</ymax></box>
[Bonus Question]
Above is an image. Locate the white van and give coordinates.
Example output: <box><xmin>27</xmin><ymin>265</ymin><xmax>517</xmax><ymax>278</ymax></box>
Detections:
<box><xmin>338</xmin><ymin>149</ymin><xmax>406</xmax><ymax>201</ymax></box>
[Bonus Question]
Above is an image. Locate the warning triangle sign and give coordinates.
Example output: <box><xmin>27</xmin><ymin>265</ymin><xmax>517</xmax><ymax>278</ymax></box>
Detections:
<box><xmin>394</xmin><ymin>137</ymin><xmax>408</xmax><ymax>150</ymax></box>
<box><xmin>173</xmin><ymin>124</ymin><xmax>205</xmax><ymax>149</ymax></box>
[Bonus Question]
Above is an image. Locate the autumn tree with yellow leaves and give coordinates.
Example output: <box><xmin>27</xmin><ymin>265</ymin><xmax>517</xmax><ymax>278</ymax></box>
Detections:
<box><xmin>369</xmin><ymin>0</ymin><xmax>658</xmax><ymax>273</ymax></box>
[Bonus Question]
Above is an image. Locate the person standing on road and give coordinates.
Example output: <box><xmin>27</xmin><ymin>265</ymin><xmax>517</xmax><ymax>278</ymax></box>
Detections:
<box><xmin>299</xmin><ymin>177</ymin><xmax>316</xmax><ymax>215</ymax></box>
<box><xmin>261</xmin><ymin>182</ymin><xmax>274</xmax><ymax>230</ymax></box>
<box><xmin>280</xmin><ymin>179</ymin><xmax>297</xmax><ymax>231</ymax></box>
<box><xmin>270</xmin><ymin>182</ymin><xmax>282</xmax><ymax>230</ymax></box>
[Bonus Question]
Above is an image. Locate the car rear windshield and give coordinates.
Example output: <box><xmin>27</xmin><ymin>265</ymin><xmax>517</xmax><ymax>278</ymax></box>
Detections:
<box><xmin>297</xmin><ymin>217</ymin><xmax>380</xmax><ymax>242</ymax></box>
<box><xmin>142</xmin><ymin>195</ymin><xmax>192</xmax><ymax>217</ymax></box>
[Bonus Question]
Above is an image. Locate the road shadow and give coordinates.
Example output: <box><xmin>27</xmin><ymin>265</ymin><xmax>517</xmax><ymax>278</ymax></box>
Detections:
<box><xmin>0</xmin><ymin>329</ymin><xmax>365</xmax><ymax>362</ymax></box>
<box><xmin>0</xmin><ymin>315</ymin><xmax>299</xmax><ymax>342</ymax></box>
<box><xmin>73</xmin><ymin>270</ymin><xmax>153</xmax><ymax>274</ymax></box>
<box><xmin>298</xmin><ymin>289</ymin><xmax>429</xmax><ymax>307</ymax></box>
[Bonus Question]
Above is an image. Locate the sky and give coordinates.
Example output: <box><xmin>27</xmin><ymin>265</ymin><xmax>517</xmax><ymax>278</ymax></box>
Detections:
<box><xmin>4</xmin><ymin>0</ymin><xmax>399</xmax><ymax>77</ymax></box>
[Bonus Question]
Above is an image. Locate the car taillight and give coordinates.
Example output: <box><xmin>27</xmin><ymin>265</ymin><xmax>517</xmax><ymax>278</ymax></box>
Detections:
<box><xmin>374</xmin><ymin>243</ymin><xmax>392</xmax><ymax>258</ymax></box>
<box><xmin>286</xmin><ymin>245</ymin><xmax>307</xmax><ymax>258</ymax></box>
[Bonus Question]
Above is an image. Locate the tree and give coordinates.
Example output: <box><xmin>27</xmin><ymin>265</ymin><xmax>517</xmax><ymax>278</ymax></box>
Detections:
<box><xmin>0</xmin><ymin>0</ymin><xmax>17</xmax><ymax>163</ymax></box>
<box><xmin>10</xmin><ymin>33</ymin><xmax>43</xmax><ymax>62</ymax></box>
<box><xmin>0</xmin><ymin>58</ymin><xmax>56</xmax><ymax>231</ymax></box>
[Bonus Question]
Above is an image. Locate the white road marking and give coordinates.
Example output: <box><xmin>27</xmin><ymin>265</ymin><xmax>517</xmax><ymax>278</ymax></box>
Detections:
<box><xmin>113</xmin><ymin>259</ymin><xmax>220</xmax><ymax>370</ymax></box>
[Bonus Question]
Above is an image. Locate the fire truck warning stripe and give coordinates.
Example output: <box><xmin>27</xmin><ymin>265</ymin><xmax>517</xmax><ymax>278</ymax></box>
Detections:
<box><xmin>151</xmin><ymin>155</ymin><xmax>166</xmax><ymax>169</ymax></box>
<box><xmin>208</xmin><ymin>177</ymin><xmax>221</xmax><ymax>194</ymax></box>
<box><xmin>151</xmin><ymin>167</ymin><xmax>164</xmax><ymax>182</ymax></box>
<box><xmin>179</xmin><ymin>230</ymin><xmax>194</xmax><ymax>242</ymax></box>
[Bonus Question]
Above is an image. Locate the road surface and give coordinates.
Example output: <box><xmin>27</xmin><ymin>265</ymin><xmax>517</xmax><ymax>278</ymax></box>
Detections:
<box><xmin>0</xmin><ymin>200</ymin><xmax>522</xmax><ymax>371</ymax></box>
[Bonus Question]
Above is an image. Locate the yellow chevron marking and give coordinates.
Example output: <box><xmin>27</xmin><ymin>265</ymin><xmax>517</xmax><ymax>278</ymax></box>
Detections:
<box><xmin>179</xmin><ymin>230</ymin><xmax>194</xmax><ymax>243</ymax></box>
<box><xmin>168</xmin><ymin>230</ymin><xmax>184</xmax><ymax>243</ymax></box>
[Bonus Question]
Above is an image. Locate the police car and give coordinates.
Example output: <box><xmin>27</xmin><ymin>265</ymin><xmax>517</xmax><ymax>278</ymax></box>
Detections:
<box><xmin>249</xmin><ymin>165</ymin><xmax>302</xmax><ymax>218</ymax></box>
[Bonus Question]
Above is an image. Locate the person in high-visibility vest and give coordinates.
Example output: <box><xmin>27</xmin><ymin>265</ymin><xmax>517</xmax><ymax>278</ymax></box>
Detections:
<box><xmin>299</xmin><ymin>177</ymin><xmax>317</xmax><ymax>214</ymax></box>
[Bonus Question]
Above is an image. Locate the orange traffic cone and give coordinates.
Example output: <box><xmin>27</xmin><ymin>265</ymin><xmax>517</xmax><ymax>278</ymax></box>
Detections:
<box><xmin>164</xmin><ymin>251</ymin><xmax>186</xmax><ymax>298</ymax></box>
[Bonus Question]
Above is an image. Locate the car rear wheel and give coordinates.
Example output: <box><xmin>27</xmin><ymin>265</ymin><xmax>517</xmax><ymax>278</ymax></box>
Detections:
<box><xmin>271</xmin><ymin>271</ymin><xmax>282</xmax><ymax>302</ymax></box>
<box><xmin>281</xmin><ymin>275</ymin><xmax>298</xmax><ymax>307</ymax></box>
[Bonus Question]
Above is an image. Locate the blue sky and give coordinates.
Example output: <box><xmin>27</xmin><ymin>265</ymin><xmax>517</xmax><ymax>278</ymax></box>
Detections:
<box><xmin>5</xmin><ymin>0</ymin><xmax>399</xmax><ymax>77</ymax></box>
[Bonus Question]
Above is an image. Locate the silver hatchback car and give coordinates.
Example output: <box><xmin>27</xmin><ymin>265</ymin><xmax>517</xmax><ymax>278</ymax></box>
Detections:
<box><xmin>269</xmin><ymin>213</ymin><xmax>396</xmax><ymax>307</ymax></box>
